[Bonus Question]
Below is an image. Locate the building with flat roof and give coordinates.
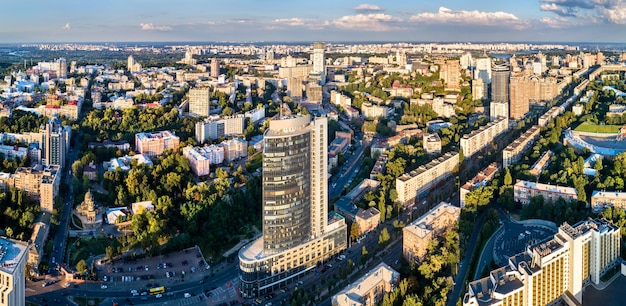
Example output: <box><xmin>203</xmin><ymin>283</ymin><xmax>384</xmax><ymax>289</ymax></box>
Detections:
<box><xmin>135</xmin><ymin>130</ymin><xmax>180</xmax><ymax>158</ymax></box>
<box><xmin>423</xmin><ymin>133</ymin><xmax>442</xmax><ymax>154</ymax></box>
<box><xmin>460</xmin><ymin>117</ymin><xmax>508</xmax><ymax>158</ymax></box>
<box><xmin>355</xmin><ymin>207</ymin><xmax>381</xmax><ymax>236</ymax></box>
<box><xmin>460</xmin><ymin>163</ymin><xmax>499</xmax><ymax>208</ymax></box>
<box><xmin>490</xmin><ymin>101</ymin><xmax>508</xmax><ymax>121</ymax></box>
<box><xmin>403</xmin><ymin>201</ymin><xmax>460</xmax><ymax>262</ymax></box>
<box><xmin>195</xmin><ymin>115</ymin><xmax>245</xmax><ymax>143</ymax></box>
<box><xmin>332</xmin><ymin>262</ymin><xmax>400</xmax><ymax>306</ymax></box>
<box><xmin>396</xmin><ymin>152</ymin><xmax>459</xmax><ymax>206</ymax></box>
<box><xmin>513</xmin><ymin>180</ymin><xmax>578</xmax><ymax>205</ymax></box>
<box><xmin>0</xmin><ymin>237</ymin><xmax>29</xmax><ymax>306</ymax></box>
<box><xmin>188</xmin><ymin>87</ymin><xmax>211</xmax><ymax>117</ymax></box>
<box><xmin>529</xmin><ymin>150</ymin><xmax>553</xmax><ymax>178</ymax></box>
<box><xmin>463</xmin><ymin>219</ymin><xmax>620</xmax><ymax>306</ymax></box>
<box><xmin>239</xmin><ymin>115</ymin><xmax>346</xmax><ymax>298</ymax></box>
<box><xmin>27</xmin><ymin>222</ymin><xmax>48</xmax><ymax>276</ymax></box>
<box><xmin>591</xmin><ymin>191</ymin><xmax>626</xmax><ymax>213</ymax></box>
<box><xmin>502</xmin><ymin>126</ymin><xmax>541</xmax><ymax>168</ymax></box>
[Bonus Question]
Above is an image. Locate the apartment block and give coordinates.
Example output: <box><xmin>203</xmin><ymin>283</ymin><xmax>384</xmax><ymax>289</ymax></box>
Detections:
<box><xmin>460</xmin><ymin>163</ymin><xmax>499</xmax><ymax>208</ymax></box>
<box><xmin>513</xmin><ymin>180</ymin><xmax>578</xmax><ymax>205</ymax></box>
<box><xmin>396</xmin><ymin>152</ymin><xmax>459</xmax><ymax>206</ymax></box>
<box><xmin>502</xmin><ymin>126</ymin><xmax>541</xmax><ymax>168</ymax></box>
<box><xmin>135</xmin><ymin>130</ymin><xmax>180</xmax><ymax>158</ymax></box>
<box><xmin>440</xmin><ymin>59</ymin><xmax>461</xmax><ymax>91</ymax></box>
<box><xmin>195</xmin><ymin>115</ymin><xmax>245</xmax><ymax>143</ymax></box>
<box><xmin>529</xmin><ymin>150</ymin><xmax>553</xmax><ymax>178</ymax></box>
<box><xmin>591</xmin><ymin>191</ymin><xmax>626</xmax><ymax>213</ymax></box>
<box><xmin>188</xmin><ymin>87</ymin><xmax>211</xmax><ymax>117</ymax></box>
<box><xmin>332</xmin><ymin>263</ymin><xmax>400</xmax><ymax>306</ymax></box>
<box><xmin>538</xmin><ymin>106</ymin><xmax>565</xmax><ymax>126</ymax></box>
<box><xmin>423</xmin><ymin>133</ymin><xmax>442</xmax><ymax>154</ymax></box>
<box><xmin>0</xmin><ymin>165</ymin><xmax>60</xmax><ymax>213</ymax></box>
<box><xmin>0</xmin><ymin>237</ymin><xmax>29</xmax><ymax>306</ymax></box>
<box><xmin>403</xmin><ymin>202</ymin><xmax>460</xmax><ymax>262</ymax></box>
<box><xmin>361</xmin><ymin>103</ymin><xmax>390</xmax><ymax>119</ymax></box>
<box><xmin>460</xmin><ymin>117</ymin><xmax>508</xmax><ymax>158</ymax></box>
<box><xmin>221</xmin><ymin>138</ymin><xmax>248</xmax><ymax>162</ymax></box>
<box><xmin>464</xmin><ymin>219</ymin><xmax>620</xmax><ymax>306</ymax></box>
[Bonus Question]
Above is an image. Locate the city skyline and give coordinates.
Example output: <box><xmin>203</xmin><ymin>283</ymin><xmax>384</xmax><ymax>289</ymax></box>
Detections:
<box><xmin>1</xmin><ymin>1</ymin><xmax>625</xmax><ymax>43</ymax></box>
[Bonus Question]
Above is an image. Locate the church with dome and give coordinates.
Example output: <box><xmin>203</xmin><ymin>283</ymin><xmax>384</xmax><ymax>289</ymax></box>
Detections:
<box><xmin>74</xmin><ymin>189</ymin><xmax>103</xmax><ymax>229</ymax></box>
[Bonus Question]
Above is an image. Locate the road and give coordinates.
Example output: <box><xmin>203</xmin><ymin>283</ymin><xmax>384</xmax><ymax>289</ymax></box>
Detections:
<box><xmin>329</xmin><ymin>137</ymin><xmax>368</xmax><ymax>200</ymax></box>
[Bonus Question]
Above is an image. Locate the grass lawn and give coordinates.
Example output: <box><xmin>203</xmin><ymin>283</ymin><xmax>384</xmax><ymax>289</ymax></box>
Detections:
<box><xmin>68</xmin><ymin>236</ymin><xmax>111</xmax><ymax>266</ymax></box>
<box><xmin>574</xmin><ymin>122</ymin><xmax>622</xmax><ymax>134</ymax></box>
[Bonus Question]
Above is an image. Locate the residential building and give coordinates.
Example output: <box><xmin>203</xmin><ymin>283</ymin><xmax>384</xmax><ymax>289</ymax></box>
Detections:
<box><xmin>183</xmin><ymin>146</ymin><xmax>211</xmax><ymax>176</ymax></box>
<box><xmin>460</xmin><ymin>163</ymin><xmax>499</xmax><ymax>208</ymax></box>
<box><xmin>396</xmin><ymin>152</ymin><xmax>459</xmax><ymax>206</ymax></box>
<box><xmin>539</xmin><ymin>106</ymin><xmax>565</xmax><ymax>126</ymax></box>
<box><xmin>306</xmin><ymin>82</ymin><xmax>323</xmax><ymax>103</ymax></box>
<box><xmin>131</xmin><ymin>201</ymin><xmax>154</xmax><ymax>215</ymax></box>
<box><xmin>188</xmin><ymin>87</ymin><xmax>211</xmax><ymax>117</ymax></box>
<box><xmin>287</xmin><ymin>77</ymin><xmax>304</xmax><ymax>100</ymax></box>
<box><xmin>0</xmin><ymin>145</ymin><xmax>28</xmax><ymax>160</ymax></box>
<box><xmin>474</xmin><ymin>57</ymin><xmax>492</xmax><ymax>85</ymax></box>
<box><xmin>195</xmin><ymin>115</ymin><xmax>246</xmax><ymax>143</ymax></box>
<box><xmin>40</xmin><ymin>117</ymin><xmax>69</xmax><ymax>168</ymax></box>
<box><xmin>245</xmin><ymin>106</ymin><xmax>266</xmax><ymax>123</ymax></box>
<box><xmin>0</xmin><ymin>237</ymin><xmax>29</xmax><ymax>306</ymax></box>
<box><xmin>591</xmin><ymin>191</ymin><xmax>626</xmax><ymax>213</ymax></box>
<box><xmin>27</xmin><ymin>222</ymin><xmax>48</xmax><ymax>275</ymax></box>
<box><xmin>513</xmin><ymin>180</ymin><xmax>578</xmax><ymax>205</ymax></box>
<box><xmin>509</xmin><ymin>73</ymin><xmax>531</xmax><ymax>119</ymax></box>
<box><xmin>370</xmin><ymin>153</ymin><xmax>388</xmax><ymax>180</ymax></box>
<box><xmin>361</xmin><ymin>103</ymin><xmax>390</xmax><ymax>119</ymax></box>
<box><xmin>423</xmin><ymin>133</ymin><xmax>442</xmax><ymax>154</ymax></box>
<box><xmin>463</xmin><ymin>219</ymin><xmax>621</xmax><ymax>306</ymax></box>
<box><xmin>310</xmin><ymin>42</ymin><xmax>326</xmax><ymax>85</ymax></box>
<box><xmin>105</xmin><ymin>154</ymin><xmax>153</xmax><ymax>172</ymax></box>
<box><xmin>491</xmin><ymin>62</ymin><xmax>510</xmax><ymax>104</ymax></box>
<box><xmin>2</xmin><ymin>165</ymin><xmax>60</xmax><ymax>213</ymax></box>
<box><xmin>460</xmin><ymin>117</ymin><xmax>508</xmax><ymax>158</ymax></box>
<box><xmin>238</xmin><ymin>115</ymin><xmax>347</xmax><ymax>298</ymax></box>
<box><xmin>502</xmin><ymin>125</ymin><xmax>541</xmax><ymax>168</ymax></box>
<box><xmin>490</xmin><ymin>101</ymin><xmax>509</xmax><ymax>121</ymax></box>
<box><xmin>472</xmin><ymin>78</ymin><xmax>486</xmax><ymax>100</ymax></box>
<box><xmin>210</xmin><ymin>58</ymin><xmax>220</xmax><ymax>78</ymax></box>
<box><xmin>39</xmin><ymin>165</ymin><xmax>60</xmax><ymax>213</ymax></box>
<box><xmin>332</xmin><ymin>263</ymin><xmax>400</xmax><ymax>306</ymax></box>
<box><xmin>355</xmin><ymin>207</ymin><xmax>381</xmax><ymax>236</ymax></box>
<box><xmin>440</xmin><ymin>59</ymin><xmax>461</xmax><ymax>91</ymax></box>
<box><xmin>221</xmin><ymin>138</ymin><xmax>248</xmax><ymax>162</ymax></box>
<box><xmin>529</xmin><ymin>150</ymin><xmax>553</xmax><ymax>178</ymax></box>
<box><xmin>135</xmin><ymin>130</ymin><xmax>180</xmax><ymax>158</ymax></box>
<box><xmin>403</xmin><ymin>202</ymin><xmax>460</xmax><ymax>262</ymax></box>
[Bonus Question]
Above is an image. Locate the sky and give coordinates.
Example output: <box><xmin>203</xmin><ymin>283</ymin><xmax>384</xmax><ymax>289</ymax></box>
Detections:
<box><xmin>1</xmin><ymin>0</ymin><xmax>625</xmax><ymax>43</ymax></box>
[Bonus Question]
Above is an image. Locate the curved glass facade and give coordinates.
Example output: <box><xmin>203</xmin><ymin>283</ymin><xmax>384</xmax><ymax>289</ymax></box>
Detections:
<box><xmin>263</xmin><ymin>130</ymin><xmax>311</xmax><ymax>254</ymax></box>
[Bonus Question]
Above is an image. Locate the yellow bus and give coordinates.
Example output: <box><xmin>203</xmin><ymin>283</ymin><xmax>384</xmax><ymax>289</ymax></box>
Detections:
<box><xmin>149</xmin><ymin>286</ymin><xmax>165</xmax><ymax>295</ymax></box>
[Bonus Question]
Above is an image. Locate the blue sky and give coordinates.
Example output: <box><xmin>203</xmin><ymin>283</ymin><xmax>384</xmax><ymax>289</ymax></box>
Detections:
<box><xmin>1</xmin><ymin>0</ymin><xmax>625</xmax><ymax>43</ymax></box>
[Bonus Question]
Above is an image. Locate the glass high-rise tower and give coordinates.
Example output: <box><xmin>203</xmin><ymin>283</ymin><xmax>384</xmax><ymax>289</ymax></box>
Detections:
<box><xmin>239</xmin><ymin>115</ymin><xmax>346</xmax><ymax>298</ymax></box>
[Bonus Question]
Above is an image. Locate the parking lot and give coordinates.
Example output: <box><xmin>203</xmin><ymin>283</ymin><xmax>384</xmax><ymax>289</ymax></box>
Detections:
<box><xmin>493</xmin><ymin>218</ymin><xmax>557</xmax><ymax>265</ymax></box>
<box><xmin>96</xmin><ymin>246</ymin><xmax>210</xmax><ymax>292</ymax></box>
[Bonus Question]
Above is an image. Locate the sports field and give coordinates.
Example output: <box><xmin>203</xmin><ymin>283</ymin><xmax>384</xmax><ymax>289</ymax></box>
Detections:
<box><xmin>574</xmin><ymin>122</ymin><xmax>622</xmax><ymax>134</ymax></box>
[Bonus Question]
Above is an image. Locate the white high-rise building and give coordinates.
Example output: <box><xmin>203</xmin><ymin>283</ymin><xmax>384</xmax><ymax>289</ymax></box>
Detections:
<box><xmin>40</xmin><ymin>117</ymin><xmax>68</xmax><ymax>168</ymax></box>
<box><xmin>474</xmin><ymin>57</ymin><xmax>492</xmax><ymax>85</ymax></box>
<box><xmin>0</xmin><ymin>237</ymin><xmax>29</xmax><ymax>306</ymax></box>
<box><xmin>490</xmin><ymin>101</ymin><xmax>509</xmax><ymax>121</ymax></box>
<box><xmin>57</xmin><ymin>58</ymin><xmax>67</xmax><ymax>79</ymax></box>
<box><xmin>311</xmin><ymin>42</ymin><xmax>326</xmax><ymax>85</ymax></box>
<box><xmin>238</xmin><ymin>115</ymin><xmax>347</xmax><ymax>298</ymax></box>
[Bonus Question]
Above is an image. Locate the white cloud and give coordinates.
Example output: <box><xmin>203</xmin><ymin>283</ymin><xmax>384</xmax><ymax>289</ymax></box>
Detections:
<box><xmin>596</xmin><ymin>1</ymin><xmax>626</xmax><ymax>24</ymax></box>
<box><xmin>539</xmin><ymin>16</ymin><xmax>574</xmax><ymax>28</ymax></box>
<box><xmin>332</xmin><ymin>13</ymin><xmax>401</xmax><ymax>31</ymax></box>
<box><xmin>62</xmin><ymin>23</ymin><xmax>71</xmax><ymax>30</ymax></box>
<box><xmin>140</xmin><ymin>23</ymin><xmax>172</xmax><ymax>31</ymax></box>
<box><xmin>354</xmin><ymin>4</ymin><xmax>384</xmax><ymax>13</ymax></box>
<box><xmin>540</xmin><ymin>0</ymin><xmax>626</xmax><ymax>23</ymax></box>
<box><xmin>274</xmin><ymin>18</ymin><xmax>306</xmax><ymax>26</ymax></box>
<box><xmin>409</xmin><ymin>7</ymin><xmax>528</xmax><ymax>29</ymax></box>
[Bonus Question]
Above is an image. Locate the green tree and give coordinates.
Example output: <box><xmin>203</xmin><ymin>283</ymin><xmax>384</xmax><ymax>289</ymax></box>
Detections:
<box><xmin>378</xmin><ymin>227</ymin><xmax>390</xmax><ymax>246</ymax></box>
<box><xmin>76</xmin><ymin>259</ymin><xmax>88</xmax><ymax>274</ymax></box>
<box><xmin>504</xmin><ymin>167</ymin><xmax>512</xmax><ymax>186</ymax></box>
<box><xmin>350</xmin><ymin>222</ymin><xmax>361</xmax><ymax>242</ymax></box>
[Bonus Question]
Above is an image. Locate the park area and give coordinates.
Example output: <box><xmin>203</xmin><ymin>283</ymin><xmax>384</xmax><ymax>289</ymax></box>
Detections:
<box><xmin>574</xmin><ymin>122</ymin><xmax>622</xmax><ymax>134</ymax></box>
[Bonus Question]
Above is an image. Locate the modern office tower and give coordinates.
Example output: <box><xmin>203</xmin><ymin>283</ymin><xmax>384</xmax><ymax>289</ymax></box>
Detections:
<box><xmin>0</xmin><ymin>237</ymin><xmax>29</xmax><ymax>306</ymax></box>
<box><xmin>56</xmin><ymin>58</ymin><xmax>67</xmax><ymax>79</ymax></box>
<box><xmin>490</xmin><ymin>101</ymin><xmax>509</xmax><ymax>121</ymax></box>
<box><xmin>463</xmin><ymin>219</ymin><xmax>621</xmax><ymax>306</ymax></box>
<box><xmin>188</xmin><ymin>87</ymin><xmax>211</xmax><ymax>117</ymax></box>
<box><xmin>509</xmin><ymin>73</ymin><xmax>530</xmax><ymax>119</ymax></box>
<box><xmin>135</xmin><ymin>131</ymin><xmax>180</xmax><ymax>158</ymax></box>
<box><xmin>239</xmin><ymin>115</ymin><xmax>347</xmax><ymax>298</ymax></box>
<box><xmin>40</xmin><ymin>117</ymin><xmax>67</xmax><ymax>168</ymax></box>
<box><xmin>210</xmin><ymin>58</ymin><xmax>220</xmax><ymax>78</ymax></box>
<box><xmin>310</xmin><ymin>42</ymin><xmax>326</xmax><ymax>85</ymax></box>
<box><xmin>440</xmin><ymin>59</ymin><xmax>461</xmax><ymax>90</ymax></box>
<box><xmin>127</xmin><ymin>55</ymin><xmax>141</xmax><ymax>73</ymax></box>
<box><xmin>491</xmin><ymin>62</ymin><xmax>510</xmax><ymax>104</ymax></box>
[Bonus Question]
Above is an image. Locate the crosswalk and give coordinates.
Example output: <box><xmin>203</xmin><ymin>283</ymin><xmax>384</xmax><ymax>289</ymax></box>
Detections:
<box><xmin>176</xmin><ymin>295</ymin><xmax>202</xmax><ymax>306</ymax></box>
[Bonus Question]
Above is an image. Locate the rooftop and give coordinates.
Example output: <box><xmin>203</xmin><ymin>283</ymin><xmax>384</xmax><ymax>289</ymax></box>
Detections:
<box><xmin>333</xmin><ymin>262</ymin><xmax>399</xmax><ymax>306</ymax></box>
<box><xmin>0</xmin><ymin>237</ymin><xmax>29</xmax><ymax>275</ymax></box>
<box><xmin>398</xmin><ymin>152</ymin><xmax>458</xmax><ymax>182</ymax></box>
<box><xmin>514</xmin><ymin>180</ymin><xmax>577</xmax><ymax>197</ymax></box>
<box><xmin>405</xmin><ymin>202</ymin><xmax>460</xmax><ymax>238</ymax></box>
